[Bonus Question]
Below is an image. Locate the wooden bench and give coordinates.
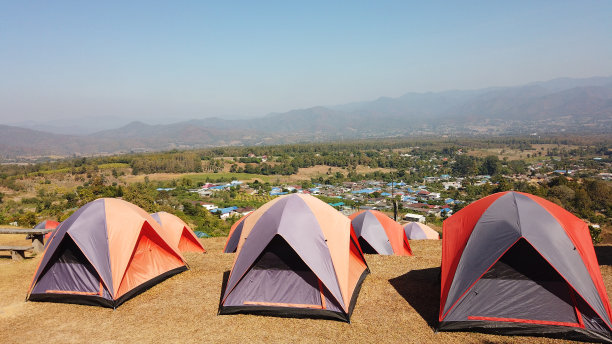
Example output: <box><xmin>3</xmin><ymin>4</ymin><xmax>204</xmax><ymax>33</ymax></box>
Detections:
<box><xmin>0</xmin><ymin>245</ymin><xmax>34</xmax><ymax>261</ymax></box>
<box><xmin>0</xmin><ymin>228</ymin><xmax>52</xmax><ymax>253</ymax></box>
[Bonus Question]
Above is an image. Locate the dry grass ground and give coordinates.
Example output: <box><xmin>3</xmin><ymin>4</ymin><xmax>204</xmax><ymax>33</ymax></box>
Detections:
<box><xmin>466</xmin><ymin>144</ymin><xmax>580</xmax><ymax>161</ymax></box>
<box><xmin>1</xmin><ymin>235</ymin><xmax>611</xmax><ymax>343</ymax></box>
<box><xmin>284</xmin><ymin>165</ymin><xmax>395</xmax><ymax>183</ymax></box>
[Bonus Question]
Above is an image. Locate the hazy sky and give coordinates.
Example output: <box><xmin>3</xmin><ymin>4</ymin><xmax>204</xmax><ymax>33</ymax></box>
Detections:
<box><xmin>1</xmin><ymin>1</ymin><xmax>612</xmax><ymax>124</ymax></box>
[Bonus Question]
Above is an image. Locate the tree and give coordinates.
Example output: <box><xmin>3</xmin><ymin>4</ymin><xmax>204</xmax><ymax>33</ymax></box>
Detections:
<box><xmin>182</xmin><ymin>201</ymin><xmax>201</xmax><ymax>216</ymax></box>
<box><xmin>507</xmin><ymin>160</ymin><xmax>527</xmax><ymax>174</ymax></box>
<box><xmin>452</xmin><ymin>155</ymin><xmax>476</xmax><ymax>177</ymax></box>
<box><xmin>589</xmin><ymin>225</ymin><xmax>602</xmax><ymax>244</ymax></box>
<box><xmin>548</xmin><ymin>185</ymin><xmax>575</xmax><ymax>205</ymax></box>
<box><xmin>122</xmin><ymin>182</ymin><xmax>159</xmax><ymax>212</ymax></box>
<box><xmin>480</xmin><ymin>155</ymin><xmax>501</xmax><ymax>176</ymax></box>
<box><xmin>583</xmin><ymin>179</ymin><xmax>612</xmax><ymax>213</ymax></box>
<box><xmin>19</xmin><ymin>211</ymin><xmax>37</xmax><ymax>227</ymax></box>
<box><xmin>573</xmin><ymin>188</ymin><xmax>593</xmax><ymax>218</ymax></box>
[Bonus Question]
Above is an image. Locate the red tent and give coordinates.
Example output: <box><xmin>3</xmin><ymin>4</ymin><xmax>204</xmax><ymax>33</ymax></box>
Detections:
<box><xmin>439</xmin><ymin>191</ymin><xmax>612</xmax><ymax>342</ymax></box>
<box><xmin>348</xmin><ymin>210</ymin><xmax>412</xmax><ymax>256</ymax></box>
<box><xmin>35</xmin><ymin>220</ymin><xmax>60</xmax><ymax>242</ymax></box>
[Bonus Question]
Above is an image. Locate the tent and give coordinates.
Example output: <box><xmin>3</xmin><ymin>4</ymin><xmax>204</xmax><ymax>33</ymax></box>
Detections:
<box><xmin>219</xmin><ymin>194</ymin><xmax>369</xmax><ymax>322</ymax></box>
<box><xmin>224</xmin><ymin>214</ymin><xmax>248</xmax><ymax>253</ymax></box>
<box><xmin>404</xmin><ymin>222</ymin><xmax>439</xmax><ymax>240</ymax></box>
<box><xmin>34</xmin><ymin>220</ymin><xmax>60</xmax><ymax>241</ymax></box>
<box><xmin>150</xmin><ymin>211</ymin><xmax>206</xmax><ymax>253</ymax></box>
<box><xmin>439</xmin><ymin>191</ymin><xmax>612</xmax><ymax>343</ymax></box>
<box><xmin>349</xmin><ymin>210</ymin><xmax>412</xmax><ymax>256</ymax></box>
<box><xmin>27</xmin><ymin>198</ymin><xmax>187</xmax><ymax>308</ymax></box>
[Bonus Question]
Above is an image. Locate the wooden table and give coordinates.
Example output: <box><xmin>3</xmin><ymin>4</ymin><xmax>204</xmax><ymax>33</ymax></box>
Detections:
<box><xmin>0</xmin><ymin>228</ymin><xmax>52</xmax><ymax>253</ymax></box>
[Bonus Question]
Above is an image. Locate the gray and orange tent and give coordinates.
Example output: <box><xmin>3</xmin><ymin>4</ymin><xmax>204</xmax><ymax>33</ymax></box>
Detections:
<box><xmin>439</xmin><ymin>191</ymin><xmax>612</xmax><ymax>343</ymax></box>
<box><xmin>27</xmin><ymin>198</ymin><xmax>187</xmax><ymax>308</ymax></box>
<box><xmin>404</xmin><ymin>222</ymin><xmax>439</xmax><ymax>240</ymax></box>
<box><xmin>150</xmin><ymin>211</ymin><xmax>206</xmax><ymax>253</ymax></box>
<box><xmin>224</xmin><ymin>214</ymin><xmax>248</xmax><ymax>253</ymax></box>
<box><xmin>219</xmin><ymin>194</ymin><xmax>369</xmax><ymax>322</ymax></box>
<box><xmin>349</xmin><ymin>210</ymin><xmax>412</xmax><ymax>256</ymax></box>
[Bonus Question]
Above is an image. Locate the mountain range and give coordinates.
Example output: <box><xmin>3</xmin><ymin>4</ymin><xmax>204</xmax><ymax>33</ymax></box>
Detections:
<box><xmin>1</xmin><ymin>76</ymin><xmax>611</xmax><ymax>160</ymax></box>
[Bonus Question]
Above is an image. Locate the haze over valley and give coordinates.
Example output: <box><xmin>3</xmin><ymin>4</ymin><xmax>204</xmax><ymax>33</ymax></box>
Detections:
<box><xmin>2</xmin><ymin>75</ymin><xmax>611</xmax><ymax>160</ymax></box>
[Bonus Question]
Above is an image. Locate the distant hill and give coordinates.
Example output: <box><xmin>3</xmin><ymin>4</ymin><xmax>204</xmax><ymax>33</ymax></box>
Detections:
<box><xmin>1</xmin><ymin>76</ymin><xmax>611</xmax><ymax>159</ymax></box>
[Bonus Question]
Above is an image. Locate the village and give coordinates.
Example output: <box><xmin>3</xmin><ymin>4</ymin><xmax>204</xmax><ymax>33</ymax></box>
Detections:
<box><xmin>181</xmin><ymin>150</ymin><xmax>611</xmax><ymax>234</ymax></box>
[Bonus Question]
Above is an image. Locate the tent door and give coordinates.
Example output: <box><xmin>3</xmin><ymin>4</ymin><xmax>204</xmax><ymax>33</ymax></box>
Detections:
<box><xmin>453</xmin><ymin>239</ymin><xmax>582</xmax><ymax>326</ymax></box>
<box><xmin>228</xmin><ymin>235</ymin><xmax>326</xmax><ymax>309</ymax></box>
<box><xmin>358</xmin><ymin>237</ymin><xmax>378</xmax><ymax>254</ymax></box>
<box><xmin>178</xmin><ymin>227</ymin><xmax>203</xmax><ymax>252</ymax></box>
<box><xmin>116</xmin><ymin>222</ymin><xmax>184</xmax><ymax>298</ymax></box>
<box><xmin>32</xmin><ymin>236</ymin><xmax>104</xmax><ymax>296</ymax></box>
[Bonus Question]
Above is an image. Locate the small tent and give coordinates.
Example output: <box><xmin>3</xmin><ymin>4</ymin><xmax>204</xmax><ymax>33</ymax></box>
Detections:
<box><xmin>219</xmin><ymin>194</ymin><xmax>369</xmax><ymax>322</ymax></box>
<box><xmin>404</xmin><ymin>222</ymin><xmax>439</xmax><ymax>240</ymax></box>
<box><xmin>439</xmin><ymin>191</ymin><xmax>612</xmax><ymax>343</ymax></box>
<box><xmin>349</xmin><ymin>210</ymin><xmax>412</xmax><ymax>256</ymax></box>
<box><xmin>28</xmin><ymin>198</ymin><xmax>187</xmax><ymax>308</ymax></box>
<box><xmin>224</xmin><ymin>215</ymin><xmax>248</xmax><ymax>253</ymax></box>
<box><xmin>34</xmin><ymin>220</ymin><xmax>60</xmax><ymax>242</ymax></box>
<box><xmin>150</xmin><ymin>212</ymin><xmax>206</xmax><ymax>253</ymax></box>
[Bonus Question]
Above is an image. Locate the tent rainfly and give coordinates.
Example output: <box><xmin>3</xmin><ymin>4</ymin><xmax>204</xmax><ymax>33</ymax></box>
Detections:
<box><xmin>349</xmin><ymin>210</ymin><xmax>413</xmax><ymax>256</ymax></box>
<box><xmin>439</xmin><ymin>191</ymin><xmax>612</xmax><ymax>343</ymax></box>
<box><xmin>219</xmin><ymin>194</ymin><xmax>369</xmax><ymax>322</ymax></box>
<box><xmin>150</xmin><ymin>211</ymin><xmax>206</xmax><ymax>253</ymax></box>
<box><xmin>224</xmin><ymin>214</ymin><xmax>249</xmax><ymax>253</ymax></box>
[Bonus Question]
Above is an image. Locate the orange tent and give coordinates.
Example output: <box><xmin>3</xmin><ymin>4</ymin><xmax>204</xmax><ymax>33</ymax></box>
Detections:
<box><xmin>27</xmin><ymin>198</ymin><xmax>187</xmax><ymax>308</ymax></box>
<box><xmin>349</xmin><ymin>210</ymin><xmax>412</xmax><ymax>256</ymax></box>
<box><xmin>219</xmin><ymin>194</ymin><xmax>369</xmax><ymax>322</ymax></box>
<box><xmin>150</xmin><ymin>212</ymin><xmax>206</xmax><ymax>253</ymax></box>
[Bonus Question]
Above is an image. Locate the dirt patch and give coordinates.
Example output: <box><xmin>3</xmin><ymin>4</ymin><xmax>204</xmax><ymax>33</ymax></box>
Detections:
<box><xmin>284</xmin><ymin>165</ymin><xmax>347</xmax><ymax>182</ymax></box>
<box><xmin>354</xmin><ymin>166</ymin><xmax>394</xmax><ymax>174</ymax></box>
<box><xmin>121</xmin><ymin>173</ymin><xmax>188</xmax><ymax>184</ymax></box>
<box><xmin>467</xmin><ymin>143</ymin><xmax>581</xmax><ymax>161</ymax></box>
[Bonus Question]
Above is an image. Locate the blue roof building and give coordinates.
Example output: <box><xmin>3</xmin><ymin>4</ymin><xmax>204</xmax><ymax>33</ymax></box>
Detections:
<box><xmin>387</xmin><ymin>182</ymin><xmax>406</xmax><ymax>187</ymax></box>
<box><xmin>213</xmin><ymin>206</ymin><xmax>238</xmax><ymax>215</ymax></box>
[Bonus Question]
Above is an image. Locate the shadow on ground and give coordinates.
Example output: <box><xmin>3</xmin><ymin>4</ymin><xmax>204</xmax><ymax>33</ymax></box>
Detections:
<box><xmin>595</xmin><ymin>246</ymin><xmax>612</xmax><ymax>265</ymax></box>
<box><xmin>389</xmin><ymin>267</ymin><xmax>440</xmax><ymax>329</ymax></box>
<box><xmin>0</xmin><ymin>254</ymin><xmax>33</xmax><ymax>260</ymax></box>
